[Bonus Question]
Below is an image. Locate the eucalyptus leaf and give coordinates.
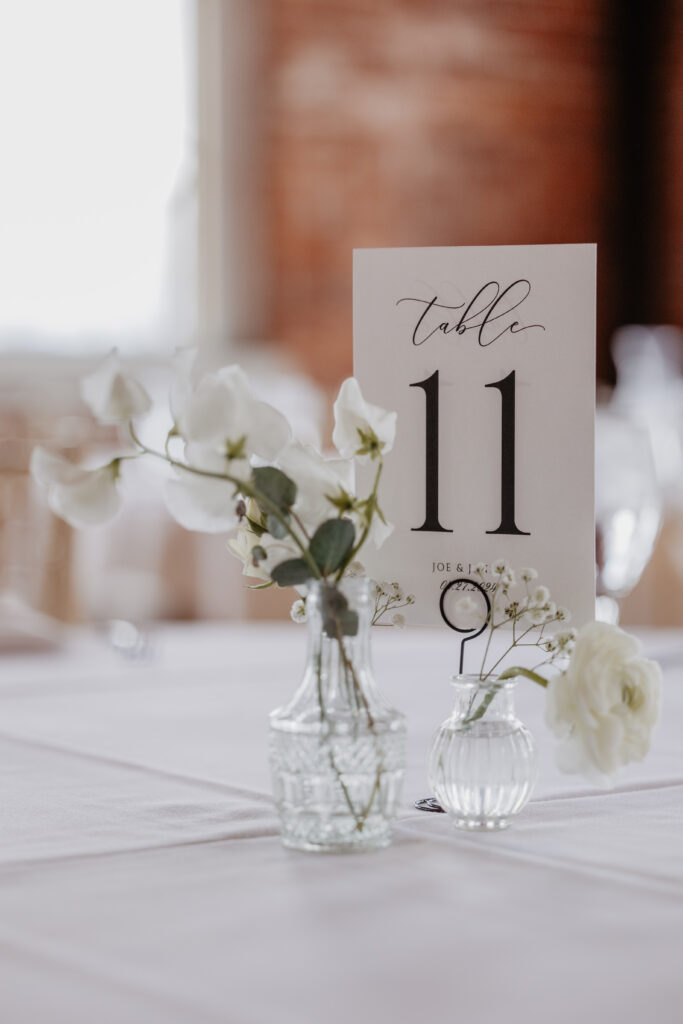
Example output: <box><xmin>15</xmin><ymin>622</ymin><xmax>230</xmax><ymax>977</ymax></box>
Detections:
<box><xmin>270</xmin><ymin>558</ymin><xmax>313</xmax><ymax>588</ymax></box>
<box><xmin>321</xmin><ymin>607</ymin><xmax>359</xmax><ymax>638</ymax></box>
<box><xmin>267</xmin><ymin>513</ymin><xmax>289</xmax><ymax>539</ymax></box>
<box><xmin>252</xmin><ymin>545</ymin><xmax>267</xmax><ymax>567</ymax></box>
<box><xmin>309</xmin><ymin>518</ymin><xmax>355</xmax><ymax>576</ymax></box>
<box><xmin>252</xmin><ymin>467</ymin><xmax>297</xmax><ymax>512</ymax></box>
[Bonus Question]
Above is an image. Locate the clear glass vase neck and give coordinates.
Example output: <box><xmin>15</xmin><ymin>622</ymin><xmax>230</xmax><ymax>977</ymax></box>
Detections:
<box><xmin>450</xmin><ymin>673</ymin><xmax>518</xmax><ymax>722</ymax></box>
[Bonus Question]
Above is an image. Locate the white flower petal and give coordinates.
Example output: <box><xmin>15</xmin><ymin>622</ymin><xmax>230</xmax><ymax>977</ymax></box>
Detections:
<box><xmin>81</xmin><ymin>350</ymin><xmax>151</xmax><ymax>425</ymax></box>
<box><xmin>30</xmin><ymin>447</ymin><xmax>83</xmax><ymax>488</ymax></box>
<box><xmin>277</xmin><ymin>442</ymin><xmax>353</xmax><ymax>531</ymax></box>
<box><xmin>332</xmin><ymin>378</ymin><xmax>397</xmax><ymax>462</ymax></box>
<box><xmin>31</xmin><ymin>447</ymin><xmax>121</xmax><ymax>527</ymax></box>
<box><xmin>177</xmin><ymin>364</ymin><xmax>291</xmax><ymax>462</ymax></box>
<box><xmin>164</xmin><ymin>469</ymin><xmax>237</xmax><ymax>533</ymax></box>
<box><xmin>50</xmin><ymin>465</ymin><xmax>121</xmax><ymax>528</ymax></box>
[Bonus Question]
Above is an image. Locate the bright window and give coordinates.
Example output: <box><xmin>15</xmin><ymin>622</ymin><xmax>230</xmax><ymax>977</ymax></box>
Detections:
<box><xmin>0</xmin><ymin>0</ymin><xmax>196</xmax><ymax>353</ymax></box>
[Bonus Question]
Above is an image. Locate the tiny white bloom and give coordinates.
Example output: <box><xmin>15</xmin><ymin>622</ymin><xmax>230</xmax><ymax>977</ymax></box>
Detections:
<box><xmin>391</xmin><ymin>613</ymin><xmax>406</xmax><ymax>630</ymax></box>
<box><xmin>543</xmin><ymin>601</ymin><xmax>557</xmax><ymax>622</ymax></box>
<box><xmin>525</xmin><ymin>606</ymin><xmax>548</xmax><ymax>626</ymax></box>
<box><xmin>473</xmin><ymin>562</ymin><xmax>487</xmax><ymax>578</ymax></box>
<box><xmin>521</xmin><ymin>568</ymin><xmax>538</xmax><ymax>583</ymax></box>
<box><xmin>456</xmin><ymin>595</ymin><xmax>478</xmax><ymax>615</ymax></box>
<box><xmin>555</xmin><ymin>628</ymin><xmax>578</xmax><ymax>651</ymax></box>
<box><xmin>290</xmin><ymin>598</ymin><xmax>308</xmax><ymax>623</ymax></box>
<box><xmin>546</xmin><ymin>622</ymin><xmax>662</xmax><ymax>786</ymax></box>
<box><xmin>81</xmin><ymin>350</ymin><xmax>152</xmax><ymax>425</ymax></box>
<box><xmin>345</xmin><ymin>561</ymin><xmax>366</xmax><ymax>578</ymax></box>
<box><xmin>555</xmin><ymin>606</ymin><xmax>571</xmax><ymax>623</ymax></box>
<box><xmin>332</xmin><ymin>378</ymin><xmax>397</xmax><ymax>462</ymax></box>
<box><xmin>390</xmin><ymin>582</ymin><xmax>404</xmax><ymax>600</ymax></box>
<box><xmin>30</xmin><ymin>447</ymin><xmax>121</xmax><ymax>528</ymax></box>
<box><xmin>531</xmin><ymin>585</ymin><xmax>551</xmax><ymax>607</ymax></box>
<box><xmin>493</xmin><ymin>559</ymin><xmax>511</xmax><ymax>576</ymax></box>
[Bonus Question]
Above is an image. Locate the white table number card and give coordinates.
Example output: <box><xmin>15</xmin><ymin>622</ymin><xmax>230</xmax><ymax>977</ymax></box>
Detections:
<box><xmin>353</xmin><ymin>244</ymin><xmax>596</xmax><ymax>628</ymax></box>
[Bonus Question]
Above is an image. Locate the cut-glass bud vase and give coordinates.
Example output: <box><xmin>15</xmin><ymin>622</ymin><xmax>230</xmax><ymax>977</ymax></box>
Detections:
<box><xmin>428</xmin><ymin>674</ymin><xmax>537</xmax><ymax>831</ymax></box>
<box><xmin>269</xmin><ymin>578</ymin><xmax>406</xmax><ymax>853</ymax></box>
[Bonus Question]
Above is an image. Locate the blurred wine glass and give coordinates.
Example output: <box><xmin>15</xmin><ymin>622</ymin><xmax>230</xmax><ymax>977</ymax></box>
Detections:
<box><xmin>595</xmin><ymin>409</ymin><xmax>662</xmax><ymax>623</ymax></box>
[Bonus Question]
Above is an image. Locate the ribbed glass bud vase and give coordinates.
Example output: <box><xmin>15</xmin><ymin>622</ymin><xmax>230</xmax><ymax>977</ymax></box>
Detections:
<box><xmin>428</xmin><ymin>674</ymin><xmax>537</xmax><ymax>830</ymax></box>
<box><xmin>269</xmin><ymin>578</ymin><xmax>406</xmax><ymax>853</ymax></box>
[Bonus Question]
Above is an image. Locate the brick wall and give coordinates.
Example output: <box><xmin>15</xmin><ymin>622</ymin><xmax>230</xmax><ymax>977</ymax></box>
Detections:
<box><xmin>266</xmin><ymin>0</ymin><xmax>614</xmax><ymax>385</ymax></box>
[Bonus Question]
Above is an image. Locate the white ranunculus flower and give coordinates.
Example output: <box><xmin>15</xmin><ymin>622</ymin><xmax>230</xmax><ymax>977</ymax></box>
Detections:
<box><xmin>276</xmin><ymin>442</ymin><xmax>353</xmax><ymax>532</ymax></box>
<box><xmin>332</xmin><ymin>378</ymin><xmax>397</xmax><ymax>462</ymax></box>
<box><xmin>81</xmin><ymin>351</ymin><xmax>152</xmax><ymax>425</ymax></box>
<box><xmin>545</xmin><ymin>621</ymin><xmax>662</xmax><ymax>786</ymax></box>
<box><xmin>30</xmin><ymin>447</ymin><xmax>121</xmax><ymax>528</ymax></box>
<box><xmin>175</xmin><ymin>365</ymin><xmax>290</xmax><ymax>463</ymax></box>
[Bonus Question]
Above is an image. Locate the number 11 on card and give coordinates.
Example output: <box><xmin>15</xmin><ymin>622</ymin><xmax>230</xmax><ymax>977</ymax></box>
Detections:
<box><xmin>410</xmin><ymin>369</ymin><xmax>530</xmax><ymax>537</ymax></box>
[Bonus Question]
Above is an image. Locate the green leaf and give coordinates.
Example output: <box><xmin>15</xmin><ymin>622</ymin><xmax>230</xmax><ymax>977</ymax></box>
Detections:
<box><xmin>319</xmin><ymin>585</ymin><xmax>359</xmax><ymax>638</ymax></box>
<box><xmin>251</xmin><ymin>545</ymin><xmax>267</xmax><ymax>567</ymax></box>
<box><xmin>252</xmin><ymin>467</ymin><xmax>297</xmax><ymax>512</ymax></box>
<box><xmin>270</xmin><ymin>558</ymin><xmax>313</xmax><ymax>588</ymax></box>
<box><xmin>245</xmin><ymin>516</ymin><xmax>266</xmax><ymax>538</ymax></box>
<box><xmin>267</xmin><ymin>513</ymin><xmax>289</xmax><ymax>539</ymax></box>
<box><xmin>309</xmin><ymin>518</ymin><xmax>355</xmax><ymax>575</ymax></box>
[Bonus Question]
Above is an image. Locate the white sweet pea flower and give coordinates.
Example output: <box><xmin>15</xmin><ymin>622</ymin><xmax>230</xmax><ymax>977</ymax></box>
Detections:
<box><xmin>276</xmin><ymin>442</ymin><xmax>353</xmax><ymax>532</ymax></box>
<box><xmin>545</xmin><ymin>622</ymin><xmax>662</xmax><ymax>786</ymax></box>
<box><xmin>227</xmin><ymin>525</ymin><xmax>268</xmax><ymax>580</ymax></box>
<box><xmin>30</xmin><ymin>447</ymin><xmax>121</xmax><ymax>528</ymax></box>
<box><xmin>363</xmin><ymin>511</ymin><xmax>394</xmax><ymax>549</ymax></box>
<box><xmin>175</xmin><ymin>365</ymin><xmax>291</xmax><ymax>463</ymax></box>
<box><xmin>81</xmin><ymin>350</ymin><xmax>152</xmax><ymax>425</ymax></box>
<box><xmin>227</xmin><ymin>522</ymin><xmax>300</xmax><ymax>580</ymax></box>
<box><xmin>332</xmin><ymin>378</ymin><xmax>397</xmax><ymax>462</ymax></box>
<box><xmin>164</xmin><ymin>467</ymin><xmax>238</xmax><ymax>534</ymax></box>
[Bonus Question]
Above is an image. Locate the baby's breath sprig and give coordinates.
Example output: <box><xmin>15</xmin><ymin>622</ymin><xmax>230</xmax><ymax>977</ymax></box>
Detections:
<box><xmin>466</xmin><ymin>562</ymin><xmax>577</xmax><ymax>683</ymax></box>
<box><xmin>370</xmin><ymin>577</ymin><xmax>416</xmax><ymax>629</ymax></box>
<box><xmin>289</xmin><ymin>564</ymin><xmax>415</xmax><ymax>631</ymax></box>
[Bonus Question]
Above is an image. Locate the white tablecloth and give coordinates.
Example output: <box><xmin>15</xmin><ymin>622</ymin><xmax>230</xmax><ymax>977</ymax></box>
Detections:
<box><xmin>1</xmin><ymin>623</ymin><xmax>682</xmax><ymax>1024</ymax></box>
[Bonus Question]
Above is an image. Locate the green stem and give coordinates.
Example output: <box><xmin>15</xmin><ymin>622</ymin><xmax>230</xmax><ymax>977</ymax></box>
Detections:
<box><xmin>499</xmin><ymin>666</ymin><xmax>548</xmax><ymax>687</ymax></box>
<box><xmin>337</xmin><ymin>456</ymin><xmax>384</xmax><ymax>580</ymax></box>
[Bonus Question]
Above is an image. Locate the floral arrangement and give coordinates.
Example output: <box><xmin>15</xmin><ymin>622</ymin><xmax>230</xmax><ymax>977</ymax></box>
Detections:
<box><xmin>30</xmin><ymin>352</ymin><xmax>663</xmax><ymax>805</ymax></box>
<box><xmin>455</xmin><ymin>561</ymin><xmax>662</xmax><ymax>787</ymax></box>
<box><xmin>30</xmin><ymin>351</ymin><xmax>397</xmax><ymax>620</ymax></box>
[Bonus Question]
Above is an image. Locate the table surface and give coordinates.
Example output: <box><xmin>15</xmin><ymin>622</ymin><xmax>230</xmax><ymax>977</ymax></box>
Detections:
<box><xmin>1</xmin><ymin>622</ymin><xmax>682</xmax><ymax>1024</ymax></box>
